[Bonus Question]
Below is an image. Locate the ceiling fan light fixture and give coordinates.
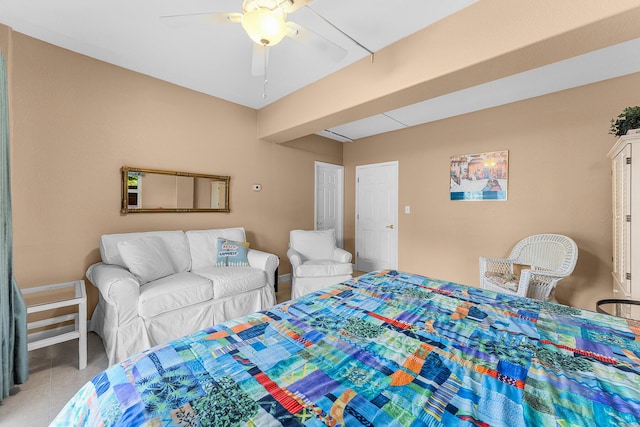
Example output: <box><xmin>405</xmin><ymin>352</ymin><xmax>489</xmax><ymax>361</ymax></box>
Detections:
<box><xmin>241</xmin><ymin>9</ymin><xmax>288</xmax><ymax>46</ymax></box>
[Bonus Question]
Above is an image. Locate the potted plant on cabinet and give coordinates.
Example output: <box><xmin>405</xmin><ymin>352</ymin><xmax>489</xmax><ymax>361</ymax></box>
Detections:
<box><xmin>610</xmin><ymin>105</ymin><xmax>640</xmax><ymax>136</ymax></box>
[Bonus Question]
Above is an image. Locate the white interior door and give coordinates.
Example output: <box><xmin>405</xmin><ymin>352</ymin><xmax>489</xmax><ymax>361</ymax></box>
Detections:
<box><xmin>315</xmin><ymin>162</ymin><xmax>344</xmax><ymax>247</ymax></box>
<box><xmin>356</xmin><ymin>161</ymin><xmax>398</xmax><ymax>272</ymax></box>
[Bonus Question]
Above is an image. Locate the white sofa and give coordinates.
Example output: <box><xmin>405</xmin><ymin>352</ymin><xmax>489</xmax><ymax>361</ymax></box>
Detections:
<box><xmin>87</xmin><ymin>227</ymin><xmax>278</xmax><ymax>366</ymax></box>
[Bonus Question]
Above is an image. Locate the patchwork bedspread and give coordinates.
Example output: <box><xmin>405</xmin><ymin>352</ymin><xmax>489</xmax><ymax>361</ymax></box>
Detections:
<box><xmin>51</xmin><ymin>270</ymin><xmax>640</xmax><ymax>426</ymax></box>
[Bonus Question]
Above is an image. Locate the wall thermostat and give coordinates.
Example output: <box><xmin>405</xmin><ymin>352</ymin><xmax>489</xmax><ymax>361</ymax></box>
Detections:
<box><xmin>252</xmin><ymin>184</ymin><xmax>262</xmax><ymax>191</ymax></box>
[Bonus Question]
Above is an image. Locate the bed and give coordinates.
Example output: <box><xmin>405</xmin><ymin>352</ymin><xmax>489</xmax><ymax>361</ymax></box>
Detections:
<box><xmin>51</xmin><ymin>270</ymin><xmax>640</xmax><ymax>426</ymax></box>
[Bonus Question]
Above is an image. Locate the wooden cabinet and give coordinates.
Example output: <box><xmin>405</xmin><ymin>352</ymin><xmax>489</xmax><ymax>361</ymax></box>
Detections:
<box><xmin>608</xmin><ymin>134</ymin><xmax>640</xmax><ymax>310</ymax></box>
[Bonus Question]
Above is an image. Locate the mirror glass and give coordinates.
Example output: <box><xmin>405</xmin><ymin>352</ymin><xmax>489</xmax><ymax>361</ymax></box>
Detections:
<box><xmin>121</xmin><ymin>166</ymin><xmax>230</xmax><ymax>214</ymax></box>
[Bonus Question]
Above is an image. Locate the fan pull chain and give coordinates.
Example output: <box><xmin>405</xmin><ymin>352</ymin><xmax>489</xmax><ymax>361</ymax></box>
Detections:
<box><xmin>262</xmin><ymin>78</ymin><xmax>268</xmax><ymax>99</ymax></box>
<box><xmin>262</xmin><ymin>46</ymin><xmax>268</xmax><ymax>99</ymax></box>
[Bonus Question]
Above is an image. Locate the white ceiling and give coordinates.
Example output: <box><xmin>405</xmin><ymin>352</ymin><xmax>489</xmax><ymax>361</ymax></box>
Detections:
<box><xmin>2</xmin><ymin>0</ymin><xmax>640</xmax><ymax>143</ymax></box>
<box><xmin>0</xmin><ymin>0</ymin><xmax>477</xmax><ymax>108</ymax></box>
<box><xmin>319</xmin><ymin>36</ymin><xmax>640</xmax><ymax>142</ymax></box>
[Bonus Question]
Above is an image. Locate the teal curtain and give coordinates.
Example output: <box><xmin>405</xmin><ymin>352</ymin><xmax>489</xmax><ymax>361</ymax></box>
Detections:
<box><xmin>0</xmin><ymin>52</ymin><xmax>28</xmax><ymax>401</ymax></box>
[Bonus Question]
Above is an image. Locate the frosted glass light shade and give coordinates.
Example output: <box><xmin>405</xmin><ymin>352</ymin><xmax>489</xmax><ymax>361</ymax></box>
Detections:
<box><xmin>241</xmin><ymin>9</ymin><xmax>288</xmax><ymax>46</ymax></box>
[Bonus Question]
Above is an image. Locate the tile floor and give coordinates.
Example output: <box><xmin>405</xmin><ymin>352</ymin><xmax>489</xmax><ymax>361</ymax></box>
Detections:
<box><xmin>0</xmin><ymin>332</ymin><xmax>109</xmax><ymax>426</ymax></box>
<box><xmin>0</xmin><ymin>280</ymin><xmax>294</xmax><ymax>426</ymax></box>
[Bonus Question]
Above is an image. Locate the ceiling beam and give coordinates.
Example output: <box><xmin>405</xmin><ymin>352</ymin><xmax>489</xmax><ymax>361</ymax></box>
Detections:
<box><xmin>257</xmin><ymin>0</ymin><xmax>640</xmax><ymax>143</ymax></box>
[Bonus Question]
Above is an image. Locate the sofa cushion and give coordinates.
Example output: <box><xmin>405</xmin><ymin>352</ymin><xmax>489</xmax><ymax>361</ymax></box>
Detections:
<box><xmin>295</xmin><ymin>260</ymin><xmax>353</xmax><ymax>278</ymax></box>
<box><xmin>192</xmin><ymin>266</ymin><xmax>265</xmax><ymax>299</ymax></box>
<box><xmin>138</xmin><ymin>271</ymin><xmax>213</xmax><ymax>319</ymax></box>
<box><xmin>186</xmin><ymin>228</ymin><xmax>247</xmax><ymax>270</ymax></box>
<box><xmin>216</xmin><ymin>238</ymin><xmax>250</xmax><ymax>267</ymax></box>
<box><xmin>100</xmin><ymin>230</ymin><xmax>191</xmax><ymax>273</ymax></box>
<box><xmin>117</xmin><ymin>236</ymin><xmax>177</xmax><ymax>284</ymax></box>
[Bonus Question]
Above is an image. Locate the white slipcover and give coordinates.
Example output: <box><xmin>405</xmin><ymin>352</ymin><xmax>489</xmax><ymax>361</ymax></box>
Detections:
<box><xmin>287</xmin><ymin>229</ymin><xmax>353</xmax><ymax>299</ymax></box>
<box><xmin>88</xmin><ymin>227</ymin><xmax>278</xmax><ymax>366</ymax></box>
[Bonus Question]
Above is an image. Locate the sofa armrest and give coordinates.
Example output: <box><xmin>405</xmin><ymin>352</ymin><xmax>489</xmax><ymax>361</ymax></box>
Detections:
<box><xmin>246</xmin><ymin>249</ymin><xmax>279</xmax><ymax>287</ymax></box>
<box><xmin>333</xmin><ymin>248</ymin><xmax>352</xmax><ymax>263</ymax></box>
<box><xmin>86</xmin><ymin>262</ymin><xmax>141</xmax><ymax>323</ymax></box>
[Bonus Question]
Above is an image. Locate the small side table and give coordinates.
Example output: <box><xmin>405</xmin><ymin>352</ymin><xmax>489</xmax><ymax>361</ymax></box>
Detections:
<box><xmin>22</xmin><ymin>280</ymin><xmax>87</xmax><ymax>370</ymax></box>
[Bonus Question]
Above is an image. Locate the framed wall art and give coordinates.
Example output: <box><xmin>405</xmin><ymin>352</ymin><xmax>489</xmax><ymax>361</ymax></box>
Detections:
<box><xmin>450</xmin><ymin>150</ymin><xmax>508</xmax><ymax>201</ymax></box>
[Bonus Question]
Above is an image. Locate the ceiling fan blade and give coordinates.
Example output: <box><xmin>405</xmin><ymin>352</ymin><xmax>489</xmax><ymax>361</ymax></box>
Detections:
<box><xmin>160</xmin><ymin>12</ymin><xmax>242</xmax><ymax>27</ymax></box>
<box><xmin>280</xmin><ymin>0</ymin><xmax>314</xmax><ymax>14</ymax></box>
<box><xmin>286</xmin><ymin>21</ymin><xmax>347</xmax><ymax>62</ymax></box>
<box><xmin>251</xmin><ymin>43</ymin><xmax>268</xmax><ymax>77</ymax></box>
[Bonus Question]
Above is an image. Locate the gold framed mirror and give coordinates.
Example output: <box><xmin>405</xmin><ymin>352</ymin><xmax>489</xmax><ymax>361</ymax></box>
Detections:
<box><xmin>121</xmin><ymin>166</ymin><xmax>230</xmax><ymax>214</ymax></box>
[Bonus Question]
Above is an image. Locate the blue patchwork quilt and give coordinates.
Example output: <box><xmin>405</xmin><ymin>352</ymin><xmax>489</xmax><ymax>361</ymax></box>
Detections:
<box><xmin>51</xmin><ymin>270</ymin><xmax>640</xmax><ymax>426</ymax></box>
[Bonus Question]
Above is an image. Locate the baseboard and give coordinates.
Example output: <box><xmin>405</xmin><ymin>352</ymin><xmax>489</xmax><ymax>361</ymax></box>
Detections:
<box><xmin>278</xmin><ymin>273</ymin><xmax>291</xmax><ymax>284</ymax></box>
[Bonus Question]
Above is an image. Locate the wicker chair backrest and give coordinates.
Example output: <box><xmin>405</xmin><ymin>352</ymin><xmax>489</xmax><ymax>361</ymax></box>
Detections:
<box><xmin>508</xmin><ymin>234</ymin><xmax>577</xmax><ymax>276</ymax></box>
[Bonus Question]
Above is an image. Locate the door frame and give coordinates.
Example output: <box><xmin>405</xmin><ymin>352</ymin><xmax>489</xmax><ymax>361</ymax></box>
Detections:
<box><xmin>355</xmin><ymin>161</ymin><xmax>399</xmax><ymax>271</ymax></box>
<box><xmin>314</xmin><ymin>161</ymin><xmax>345</xmax><ymax>248</ymax></box>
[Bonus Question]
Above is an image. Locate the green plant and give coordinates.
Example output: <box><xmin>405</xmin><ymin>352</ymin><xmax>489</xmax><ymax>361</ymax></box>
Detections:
<box><xmin>610</xmin><ymin>106</ymin><xmax>640</xmax><ymax>136</ymax></box>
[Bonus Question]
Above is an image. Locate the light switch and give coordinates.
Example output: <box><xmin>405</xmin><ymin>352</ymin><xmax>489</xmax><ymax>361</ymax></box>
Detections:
<box><xmin>405</xmin><ymin>205</ymin><xmax>411</xmax><ymax>214</ymax></box>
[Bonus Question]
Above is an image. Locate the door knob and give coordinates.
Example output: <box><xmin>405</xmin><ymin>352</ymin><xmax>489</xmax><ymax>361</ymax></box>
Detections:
<box><xmin>386</xmin><ymin>224</ymin><xmax>395</xmax><ymax>229</ymax></box>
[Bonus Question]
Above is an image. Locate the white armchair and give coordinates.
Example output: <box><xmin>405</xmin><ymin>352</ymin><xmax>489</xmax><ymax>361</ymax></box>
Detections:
<box><xmin>287</xmin><ymin>229</ymin><xmax>353</xmax><ymax>299</ymax></box>
<box><xmin>479</xmin><ymin>234</ymin><xmax>578</xmax><ymax>301</ymax></box>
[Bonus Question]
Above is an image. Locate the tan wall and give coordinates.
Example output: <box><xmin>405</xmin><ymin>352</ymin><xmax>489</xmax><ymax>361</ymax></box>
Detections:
<box><xmin>4</xmin><ymin>31</ymin><xmax>342</xmax><ymax>315</ymax></box>
<box><xmin>3</xmin><ymin>25</ymin><xmax>635</xmax><ymax>316</ymax></box>
<box><xmin>344</xmin><ymin>73</ymin><xmax>640</xmax><ymax>311</ymax></box>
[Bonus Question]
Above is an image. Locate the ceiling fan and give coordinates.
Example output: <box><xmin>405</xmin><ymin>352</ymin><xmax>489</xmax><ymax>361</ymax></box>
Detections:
<box><xmin>161</xmin><ymin>0</ymin><xmax>347</xmax><ymax>77</ymax></box>
<box><xmin>232</xmin><ymin>0</ymin><xmax>311</xmax><ymax>47</ymax></box>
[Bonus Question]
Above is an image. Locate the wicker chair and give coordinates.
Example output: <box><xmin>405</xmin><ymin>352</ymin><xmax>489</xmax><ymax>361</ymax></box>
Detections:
<box><xmin>479</xmin><ymin>234</ymin><xmax>578</xmax><ymax>301</ymax></box>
